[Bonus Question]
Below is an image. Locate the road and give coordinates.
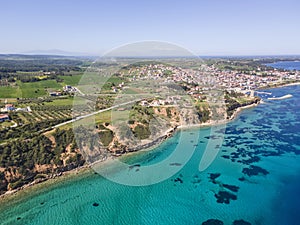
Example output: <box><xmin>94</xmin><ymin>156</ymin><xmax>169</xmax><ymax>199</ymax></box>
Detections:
<box><xmin>0</xmin><ymin>98</ymin><xmax>142</xmax><ymax>147</ymax></box>
<box><xmin>52</xmin><ymin>98</ymin><xmax>142</xmax><ymax>129</ymax></box>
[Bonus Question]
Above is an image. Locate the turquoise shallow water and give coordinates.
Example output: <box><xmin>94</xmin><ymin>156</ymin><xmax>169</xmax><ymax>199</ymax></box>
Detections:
<box><xmin>1</xmin><ymin>85</ymin><xmax>300</xmax><ymax>225</ymax></box>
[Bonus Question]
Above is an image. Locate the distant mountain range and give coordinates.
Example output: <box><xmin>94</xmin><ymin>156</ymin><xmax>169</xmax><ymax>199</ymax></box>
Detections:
<box><xmin>22</xmin><ymin>49</ymin><xmax>96</xmax><ymax>56</ymax></box>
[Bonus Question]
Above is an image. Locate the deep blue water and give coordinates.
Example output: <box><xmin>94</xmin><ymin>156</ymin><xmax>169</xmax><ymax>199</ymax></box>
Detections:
<box><xmin>1</xmin><ymin>85</ymin><xmax>300</xmax><ymax>225</ymax></box>
<box><xmin>266</xmin><ymin>61</ymin><xmax>300</xmax><ymax>70</ymax></box>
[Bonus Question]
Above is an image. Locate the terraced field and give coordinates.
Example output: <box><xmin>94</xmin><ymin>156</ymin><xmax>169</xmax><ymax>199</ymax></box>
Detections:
<box><xmin>9</xmin><ymin>108</ymin><xmax>74</xmax><ymax>126</ymax></box>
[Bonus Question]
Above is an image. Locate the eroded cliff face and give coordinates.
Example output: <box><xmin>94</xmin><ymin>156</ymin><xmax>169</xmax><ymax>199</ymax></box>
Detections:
<box><xmin>179</xmin><ymin>108</ymin><xmax>201</xmax><ymax>126</ymax></box>
<box><xmin>0</xmin><ymin>129</ymin><xmax>85</xmax><ymax>194</ymax></box>
<box><xmin>72</xmin><ymin>105</ymin><xmax>198</xmax><ymax>161</ymax></box>
<box><xmin>82</xmin><ymin>106</ymin><xmax>181</xmax><ymax>159</ymax></box>
<box><xmin>0</xmin><ymin>95</ymin><xmax>259</xmax><ymax>195</ymax></box>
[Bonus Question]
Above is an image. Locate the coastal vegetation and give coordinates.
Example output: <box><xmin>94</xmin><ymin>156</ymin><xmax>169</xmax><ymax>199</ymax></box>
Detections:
<box><xmin>0</xmin><ymin>54</ymin><xmax>299</xmax><ymax>196</ymax></box>
<box><xmin>225</xmin><ymin>91</ymin><xmax>260</xmax><ymax>118</ymax></box>
<box><xmin>0</xmin><ymin>128</ymin><xmax>84</xmax><ymax>194</ymax></box>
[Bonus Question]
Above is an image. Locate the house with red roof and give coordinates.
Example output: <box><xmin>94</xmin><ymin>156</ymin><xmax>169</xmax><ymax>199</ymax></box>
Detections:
<box><xmin>1</xmin><ymin>104</ymin><xmax>15</xmax><ymax>112</ymax></box>
<box><xmin>0</xmin><ymin>114</ymin><xmax>10</xmax><ymax>122</ymax></box>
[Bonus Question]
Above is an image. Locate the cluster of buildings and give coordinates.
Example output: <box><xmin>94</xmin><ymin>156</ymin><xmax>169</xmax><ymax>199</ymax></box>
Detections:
<box><xmin>0</xmin><ymin>104</ymin><xmax>13</xmax><ymax>123</ymax></box>
<box><xmin>140</xmin><ymin>96</ymin><xmax>180</xmax><ymax>107</ymax></box>
<box><xmin>1</xmin><ymin>103</ymin><xmax>32</xmax><ymax>113</ymax></box>
<box><xmin>49</xmin><ymin>85</ymin><xmax>80</xmax><ymax>96</ymax></box>
<box><xmin>0</xmin><ymin>103</ymin><xmax>32</xmax><ymax>123</ymax></box>
<box><xmin>63</xmin><ymin>85</ymin><xmax>78</xmax><ymax>93</ymax></box>
<box><xmin>200</xmin><ymin>65</ymin><xmax>300</xmax><ymax>91</ymax></box>
<box><xmin>49</xmin><ymin>91</ymin><xmax>62</xmax><ymax>97</ymax></box>
<box><xmin>112</xmin><ymin>82</ymin><xmax>125</xmax><ymax>93</ymax></box>
<box><xmin>0</xmin><ymin>114</ymin><xmax>10</xmax><ymax>122</ymax></box>
<box><xmin>0</xmin><ymin>104</ymin><xmax>15</xmax><ymax>112</ymax></box>
<box><xmin>125</xmin><ymin>63</ymin><xmax>300</xmax><ymax>96</ymax></box>
<box><xmin>111</xmin><ymin>82</ymin><xmax>125</xmax><ymax>93</ymax></box>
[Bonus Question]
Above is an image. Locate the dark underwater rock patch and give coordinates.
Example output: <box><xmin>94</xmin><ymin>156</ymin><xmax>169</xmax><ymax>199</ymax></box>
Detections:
<box><xmin>240</xmin><ymin>140</ymin><xmax>254</xmax><ymax>144</ymax></box>
<box><xmin>204</xmin><ymin>135</ymin><xmax>221</xmax><ymax>140</ymax></box>
<box><xmin>233</xmin><ymin>219</ymin><xmax>251</xmax><ymax>225</ymax></box>
<box><xmin>238</xmin><ymin>177</ymin><xmax>246</xmax><ymax>182</ymax></box>
<box><xmin>230</xmin><ymin>152</ymin><xmax>240</xmax><ymax>159</ymax></box>
<box><xmin>209</xmin><ymin>173</ymin><xmax>221</xmax><ymax>180</ymax></box>
<box><xmin>242</xmin><ymin>165</ymin><xmax>269</xmax><ymax>177</ymax></box>
<box><xmin>129</xmin><ymin>164</ymin><xmax>141</xmax><ymax>169</ymax></box>
<box><xmin>222</xmin><ymin>184</ymin><xmax>239</xmax><ymax>192</ymax></box>
<box><xmin>169</xmin><ymin>163</ymin><xmax>182</xmax><ymax>166</ymax></box>
<box><xmin>215</xmin><ymin>191</ymin><xmax>237</xmax><ymax>204</ymax></box>
<box><xmin>202</xmin><ymin>219</ymin><xmax>224</xmax><ymax>225</ymax></box>
<box><xmin>174</xmin><ymin>177</ymin><xmax>183</xmax><ymax>183</ymax></box>
<box><xmin>240</xmin><ymin>156</ymin><xmax>260</xmax><ymax>164</ymax></box>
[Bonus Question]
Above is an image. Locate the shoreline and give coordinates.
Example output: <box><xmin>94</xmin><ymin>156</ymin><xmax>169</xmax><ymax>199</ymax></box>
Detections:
<box><xmin>229</xmin><ymin>100</ymin><xmax>262</xmax><ymax>121</ymax></box>
<box><xmin>0</xmin><ymin>83</ymin><xmax>293</xmax><ymax>201</ymax></box>
<box><xmin>0</xmin><ymin>128</ymin><xmax>177</xmax><ymax>201</ymax></box>
<box><xmin>258</xmin><ymin>81</ymin><xmax>300</xmax><ymax>91</ymax></box>
<box><xmin>0</xmin><ymin>100</ymin><xmax>261</xmax><ymax>201</ymax></box>
<box><xmin>281</xmin><ymin>81</ymin><xmax>300</xmax><ymax>87</ymax></box>
<box><xmin>0</xmin><ymin>165</ymin><xmax>93</xmax><ymax>206</ymax></box>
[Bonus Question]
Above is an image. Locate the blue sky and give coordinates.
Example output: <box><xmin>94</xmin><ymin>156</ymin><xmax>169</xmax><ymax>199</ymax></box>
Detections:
<box><xmin>0</xmin><ymin>0</ymin><xmax>300</xmax><ymax>55</ymax></box>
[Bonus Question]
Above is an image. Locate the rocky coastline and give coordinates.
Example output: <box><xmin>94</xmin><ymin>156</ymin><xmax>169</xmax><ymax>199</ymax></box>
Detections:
<box><xmin>0</xmin><ymin>99</ymin><xmax>261</xmax><ymax>199</ymax></box>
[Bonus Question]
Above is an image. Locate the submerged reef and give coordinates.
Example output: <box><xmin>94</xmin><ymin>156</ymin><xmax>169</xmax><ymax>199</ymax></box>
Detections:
<box><xmin>202</xmin><ymin>219</ymin><xmax>224</xmax><ymax>225</ymax></box>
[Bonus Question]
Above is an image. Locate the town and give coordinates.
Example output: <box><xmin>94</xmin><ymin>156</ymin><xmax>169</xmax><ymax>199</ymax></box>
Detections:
<box><xmin>1</xmin><ymin>58</ymin><xmax>299</xmax><ymax>127</ymax></box>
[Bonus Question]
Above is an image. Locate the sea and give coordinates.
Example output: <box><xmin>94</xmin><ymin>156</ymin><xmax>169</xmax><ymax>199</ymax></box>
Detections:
<box><xmin>265</xmin><ymin>61</ymin><xmax>300</xmax><ymax>71</ymax></box>
<box><xmin>1</xmin><ymin>63</ymin><xmax>300</xmax><ymax>225</ymax></box>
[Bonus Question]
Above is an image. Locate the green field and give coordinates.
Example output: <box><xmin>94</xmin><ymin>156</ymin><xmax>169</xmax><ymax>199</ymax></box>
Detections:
<box><xmin>18</xmin><ymin>80</ymin><xmax>62</xmax><ymax>98</ymax></box>
<box><xmin>59</xmin><ymin>74</ymin><xmax>83</xmax><ymax>86</ymax></box>
<box><xmin>44</xmin><ymin>97</ymin><xmax>74</xmax><ymax>106</ymax></box>
<box><xmin>0</xmin><ymin>86</ymin><xmax>22</xmax><ymax>98</ymax></box>
<box><xmin>0</xmin><ymin>78</ymin><xmax>82</xmax><ymax>99</ymax></box>
<box><xmin>122</xmin><ymin>87</ymin><xmax>144</xmax><ymax>94</ymax></box>
<box><xmin>44</xmin><ymin>96</ymin><xmax>87</xmax><ymax>106</ymax></box>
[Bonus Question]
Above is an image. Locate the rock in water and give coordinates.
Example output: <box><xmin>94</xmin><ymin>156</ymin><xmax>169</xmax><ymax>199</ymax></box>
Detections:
<box><xmin>202</xmin><ymin>219</ymin><xmax>224</xmax><ymax>225</ymax></box>
<box><xmin>233</xmin><ymin>219</ymin><xmax>251</xmax><ymax>225</ymax></box>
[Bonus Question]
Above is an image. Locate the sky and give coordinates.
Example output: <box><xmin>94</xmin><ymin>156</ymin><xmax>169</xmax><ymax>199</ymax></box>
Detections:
<box><xmin>0</xmin><ymin>0</ymin><xmax>300</xmax><ymax>56</ymax></box>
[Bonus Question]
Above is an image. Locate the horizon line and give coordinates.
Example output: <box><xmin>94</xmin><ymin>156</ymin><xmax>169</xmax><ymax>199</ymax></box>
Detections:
<box><xmin>1</xmin><ymin>53</ymin><xmax>300</xmax><ymax>58</ymax></box>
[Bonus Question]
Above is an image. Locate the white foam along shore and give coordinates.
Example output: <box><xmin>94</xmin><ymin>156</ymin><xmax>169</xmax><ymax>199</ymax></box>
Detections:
<box><xmin>268</xmin><ymin>94</ymin><xmax>293</xmax><ymax>100</ymax></box>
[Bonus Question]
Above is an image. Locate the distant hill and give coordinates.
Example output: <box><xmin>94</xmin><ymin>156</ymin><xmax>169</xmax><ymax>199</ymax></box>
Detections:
<box><xmin>22</xmin><ymin>49</ymin><xmax>92</xmax><ymax>56</ymax></box>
